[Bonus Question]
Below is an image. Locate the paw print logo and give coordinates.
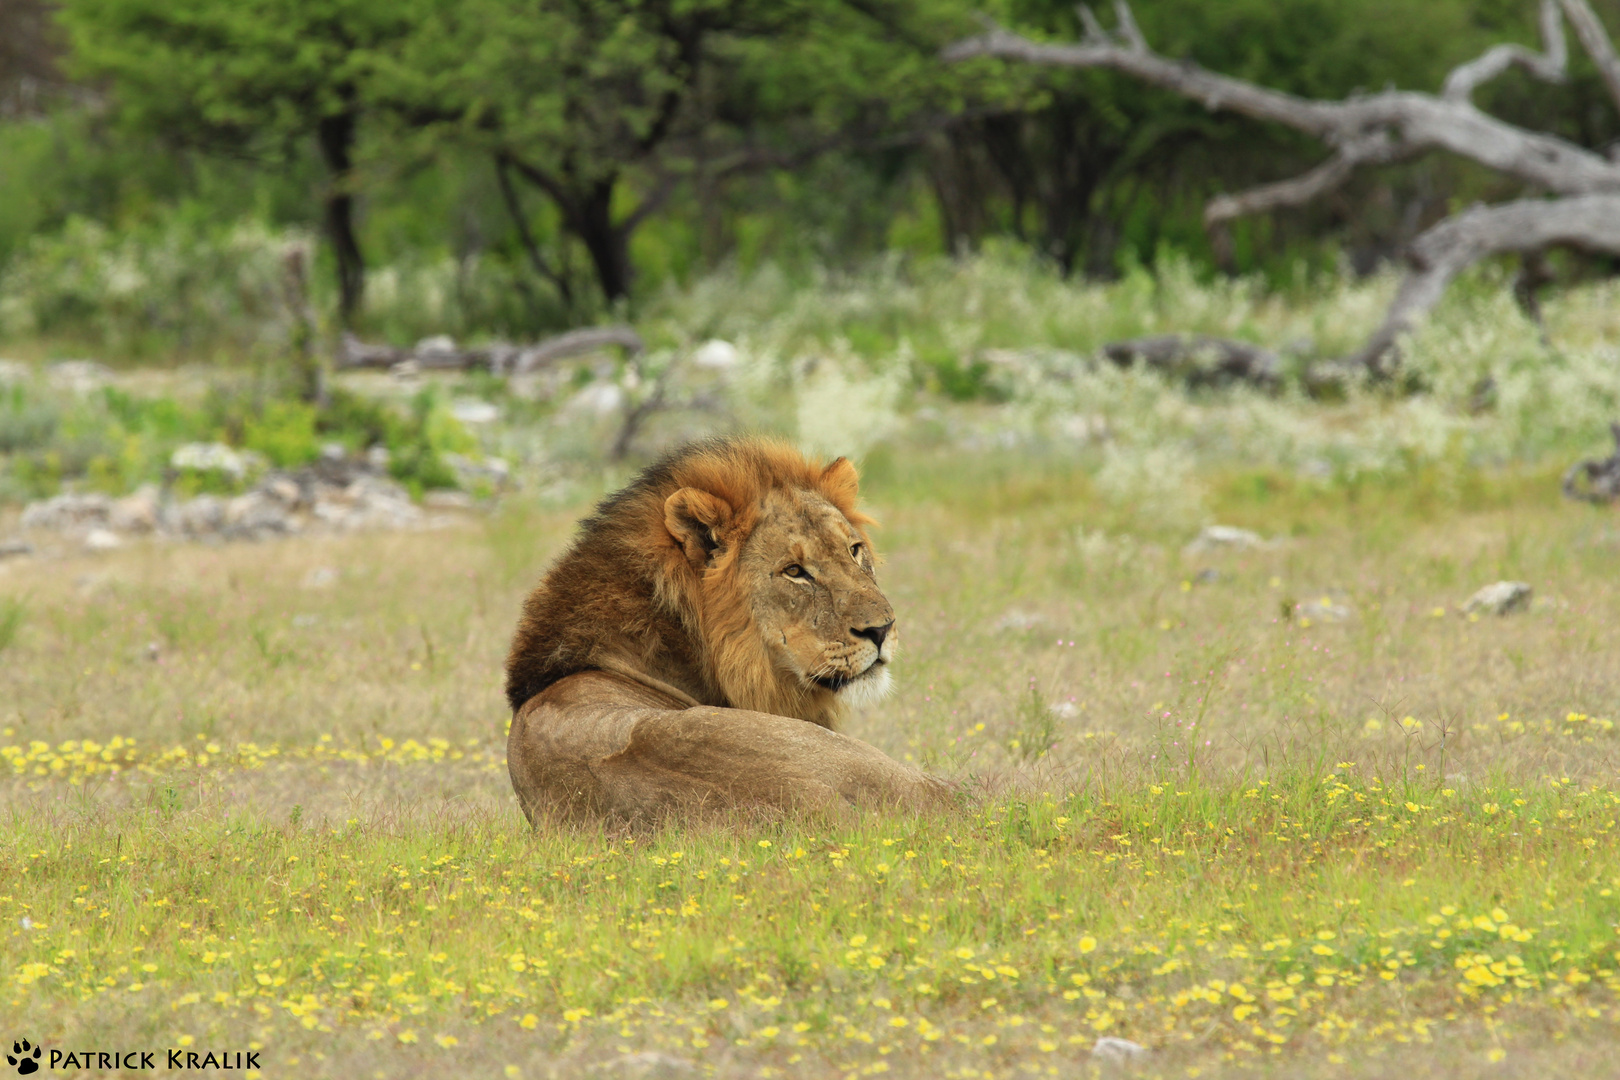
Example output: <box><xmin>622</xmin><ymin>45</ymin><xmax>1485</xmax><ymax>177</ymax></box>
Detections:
<box><xmin>6</xmin><ymin>1040</ymin><xmax>41</xmax><ymax>1075</ymax></box>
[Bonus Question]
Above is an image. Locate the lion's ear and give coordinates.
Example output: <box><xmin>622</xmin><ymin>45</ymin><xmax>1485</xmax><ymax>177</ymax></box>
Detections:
<box><xmin>819</xmin><ymin>456</ymin><xmax>860</xmax><ymax>509</ymax></box>
<box><xmin>664</xmin><ymin>487</ymin><xmax>734</xmax><ymax>565</ymax></box>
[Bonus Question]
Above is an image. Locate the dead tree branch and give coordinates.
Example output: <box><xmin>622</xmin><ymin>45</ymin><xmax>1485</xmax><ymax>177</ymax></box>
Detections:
<box><xmin>508</xmin><ymin>326</ymin><xmax>645</xmax><ymax>374</ymax></box>
<box><xmin>1563</xmin><ymin>421</ymin><xmax>1620</xmax><ymax>503</ymax></box>
<box><xmin>1442</xmin><ymin>0</ymin><xmax>1566</xmax><ymax>102</ymax></box>
<box><xmin>1352</xmin><ymin>193</ymin><xmax>1620</xmax><ymax>373</ymax></box>
<box><xmin>1204</xmin><ymin>131</ymin><xmax>1414</xmax><ymax>225</ymax></box>
<box><xmin>947</xmin><ymin>0</ymin><xmax>1620</xmax><ymax>375</ymax></box>
<box><xmin>945</xmin><ymin>1</ymin><xmax>1620</xmax><ymax>195</ymax></box>
<box><xmin>1103</xmin><ymin>334</ymin><xmax>1280</xmax><ymax>388</ymax></box>
<box><xmin>338</xmin><ymin>325</ymin><xmax>643</xmax><ymax>375</ymax></box>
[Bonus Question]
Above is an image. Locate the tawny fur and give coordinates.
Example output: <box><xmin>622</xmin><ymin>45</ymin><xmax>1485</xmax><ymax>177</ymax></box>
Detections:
<box><xmin>505</xmin><ymin>436</ymin><xmax>874</xmax><ymax>726</ymax></box>
<box><xmin>503</xmin><ymin>436</ymin><xmax>947</xmax><ymax>823</ymax></box>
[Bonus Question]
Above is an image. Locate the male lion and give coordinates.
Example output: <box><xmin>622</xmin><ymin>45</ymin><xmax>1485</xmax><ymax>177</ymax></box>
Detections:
<box><xmin>504</xmin><ymin>436</ymin><xmax>947</xmax><ymax>822</ymax></box>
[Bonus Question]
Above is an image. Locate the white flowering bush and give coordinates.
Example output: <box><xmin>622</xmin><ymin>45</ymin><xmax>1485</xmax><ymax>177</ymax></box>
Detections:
<box><xmin>6</xmin><ymin>226</ymin><xmax>1619</xmax><ymax>510</ymax></box>
<box><xmin>0</xmin><ymin>217</ymin><xmax>565</xmax><ymax>356</ymax></box>
<box><xmin>0</xmin><ymin>217</ymin><xmax>297</xmax><ymax>355</ymax></box>
<box><xmin>641</xmin><ymin>251</ymin><xmax>1620</xmax><ymax>511</ymax></box>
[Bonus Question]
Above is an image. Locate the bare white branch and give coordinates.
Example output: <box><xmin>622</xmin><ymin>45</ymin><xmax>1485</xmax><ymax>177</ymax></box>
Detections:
<box><xmin>1351</xmin><ymin>194</ymin><xmax>1620</xmax><ymax>373</ymax></box>
<box><xmin>1111</xmin><ymin>0</ymin><xmax>1147</xmax><ymax>53</ymax></box>
<box><xmin>1077</xmin><ymin>5</ymin><xmax>1108</xmax><ymax>45</ymax></box>
<box><xmin>1557</xmin><ymin>0</ymin><xmax>1620</xmax><ymax>113</ymax></box>
<box><xmin>1204</xmin><ymin>131</ymin><xmax>1412</xmax><ymax>224</ymax></box>
<box><xmin>1442</xmin><ymin>0</ymin><xmax>1567</xmax><ymax>102</ymax></box>
<box><xmin>337</xmin><ymin>325</ymin><xmax>644</xmax><ymax>375</ymax></box>
<box><xmin>946</xmin><ymin>15</ymin><xmax>1620</xmax><ymax>196</ymax></box>
<box><xmin>946</xmin><ymin>0</ymin><xmax>1620</xmax><ymax>376</ymax></box>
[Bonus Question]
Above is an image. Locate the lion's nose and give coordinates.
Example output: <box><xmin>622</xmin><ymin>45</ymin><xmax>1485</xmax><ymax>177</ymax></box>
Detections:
<box><xmin>852</xmin><ymin>620</ymin><xmax>893</xmax><ymax>650</ymax></box>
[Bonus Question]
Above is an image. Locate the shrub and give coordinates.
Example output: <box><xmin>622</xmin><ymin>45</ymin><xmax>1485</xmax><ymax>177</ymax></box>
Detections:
<box><xmin>0</xmin><ymin>383</ymin><xmax>58</xmax><ymax>452</ymax></box>
<box><xmin>242</xmin><ymin>400</ymin><xmax>320</xmax><ymax>469</ymax></box>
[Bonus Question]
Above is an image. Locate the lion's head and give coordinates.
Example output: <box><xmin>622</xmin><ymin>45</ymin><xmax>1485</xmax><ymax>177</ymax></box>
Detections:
<box><xmin>505</xmin><ymin>436</ymin><xmax>896</xmax><ymax>728</ymax></box>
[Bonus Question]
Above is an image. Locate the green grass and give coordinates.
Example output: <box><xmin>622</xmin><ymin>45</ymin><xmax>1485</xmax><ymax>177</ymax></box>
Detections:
<box><xmin>0</xmin><ymin>596</ymin><xmax>22</xmax><ymax>654</ymax></box>
<box><xmin>4</xmin><ymin>433</ymin><xmax>1620</xmax><ymax>1077</ymax></box>
<box><xmin>2</xmin><ymin>770</ymin><xmax>1617</xmax><ymax>1078</ymax></box>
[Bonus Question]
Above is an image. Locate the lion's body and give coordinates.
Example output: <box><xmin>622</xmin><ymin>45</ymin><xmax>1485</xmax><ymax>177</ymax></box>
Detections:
<box><xmin>504</xmin><ymin>437</ymin><xmax>946</xmax><ymax>822</ymax></box>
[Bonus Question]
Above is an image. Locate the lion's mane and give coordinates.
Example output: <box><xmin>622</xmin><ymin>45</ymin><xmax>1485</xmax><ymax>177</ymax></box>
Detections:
<box><xmin>503</xmin><ymin>436</ymin><xmax>873</xmax><ymax>726</ymax></box>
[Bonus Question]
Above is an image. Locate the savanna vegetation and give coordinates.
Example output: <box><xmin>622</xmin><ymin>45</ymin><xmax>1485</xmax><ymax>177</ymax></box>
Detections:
<box><xmin>3</xmin><ymin>1</ymin><xmax>1620</xmax><ymax>1077</ymax></box>
<box><xmin>5</xmin><ymin>397</ymin><xmax>1620</xmax><ymax>1078</ymax></box>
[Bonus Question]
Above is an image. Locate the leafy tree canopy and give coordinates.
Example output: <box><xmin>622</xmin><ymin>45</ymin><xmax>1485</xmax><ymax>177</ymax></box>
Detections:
<box><xmin>59</xmin><ymin>0</ymin><xmax>417</xmax><ymax>319</ymax></box>
<box><xmin>369</xmin><ymin>0</ymin><xmax>993</xmax><ymax>302</ymax></box>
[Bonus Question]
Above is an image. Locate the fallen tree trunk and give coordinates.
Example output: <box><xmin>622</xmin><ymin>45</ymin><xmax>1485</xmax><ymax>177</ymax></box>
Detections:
<box><xmin>1102</xmin><ymin>334</ymin><xmax>1280</xmax><ymax>388</ymax></box>
<box><xmin>1563</xmin><ymin>422</ymin><xmax>1620</xmax><ymax>503</ymax></box>
<box><xmin>1351</xmin><ymin>194</ymin><xmax>1620</xmax><ymax>373</ymax></box>
<box><xmin>947</xmin><ymin>0</ymin><xmax>1620</xmax><ymax>377</ymax></box>
<box><xmin>338</xmin><ymin>326</ymin><xmax>644</xmax><ymax>375</ymax></box>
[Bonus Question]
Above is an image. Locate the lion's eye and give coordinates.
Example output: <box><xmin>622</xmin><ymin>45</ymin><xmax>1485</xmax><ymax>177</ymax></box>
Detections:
<box><xmin>850</xmin><ymin>543</ymin><xmax>863</xmax><ymax>560</ymax></box>
<box><xmin>782</xmin><ymin>563</ymin><xmax>807</xmax><ymax>580</ymax></box>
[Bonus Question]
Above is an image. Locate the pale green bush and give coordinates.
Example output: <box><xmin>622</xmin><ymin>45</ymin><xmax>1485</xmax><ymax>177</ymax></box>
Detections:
<box><xmin>0</xmin><ymin>216</ymin><xmax>567</xmax><ymax>357</ymax></box>
<box><xmin>6</xmin><ymin>222</ymin><xmax>1617</xmax><ymax>500</ymax></box>
<box><xmin>0</xmin><ymin>217</ymin><xmax>296</xmax><ymax>356</ymax></box>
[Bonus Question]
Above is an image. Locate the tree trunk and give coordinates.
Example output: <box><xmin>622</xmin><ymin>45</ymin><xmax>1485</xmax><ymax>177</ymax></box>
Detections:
<box><xmin>316</xmin><ymin>108</ymin><xmax>365</xmax><ymax>326</ymax></box>
<box><xmin>573</xmin><ymin>179</ymin><xmax>633</xmax><ymax>304</ymax></box>
<box><xmin>495</xmin><ymin>154</ymin><xmax>574</xmax><ymax>317</ymax></box>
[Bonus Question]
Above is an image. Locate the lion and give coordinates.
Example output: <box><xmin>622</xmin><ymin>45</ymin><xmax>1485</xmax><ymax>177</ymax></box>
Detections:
<box><xmin>504</xmin><ymin>435</ymin><xmax>948</xmax><ymax>822</ymax></box>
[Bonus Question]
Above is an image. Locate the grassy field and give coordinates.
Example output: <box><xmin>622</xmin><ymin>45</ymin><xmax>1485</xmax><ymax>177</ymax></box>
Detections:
<box><xmin>2</xmin><ymin>441</ymin><xmax>1619</xmax><ymax>1079</ymax></box>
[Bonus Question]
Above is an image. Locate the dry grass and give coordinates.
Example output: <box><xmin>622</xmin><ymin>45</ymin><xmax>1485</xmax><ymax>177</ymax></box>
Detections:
<box><xmin>2</xmin><ymin>446</ymin><xmax>1619</xmax><ymax>1078</ymax></box>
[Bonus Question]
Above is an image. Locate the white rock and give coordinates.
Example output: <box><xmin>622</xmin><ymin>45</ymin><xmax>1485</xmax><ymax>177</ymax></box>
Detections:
<box><xmin>264</xmin><ymin>478</ymin><xmax>302</xmax><ymax>506</ymax></box>
<box><xmin>225</xmin><ymin>492</ymin><xmax>292</xmax><ymax>537</ymax></box>
<box><xmin>449</xmin><ymin>398</ymin><xmax>500</xmax><ymax>425</ymax></box>
<box><xmin>83</xmin><ymin>528</ymin><xmax>122</xmax><ymax>552</ymax></box>
<box><xmin>1184</xmin><ymin>524</ymin><xmax>1265</xmax><ymax>554</ymax></box>
<box><xmin>423</xmin><ymin>490</ymin><xmax>475</xmax><ymax>510</ymax></box>
<box><xmin>571</xmin><ymin>382</ymin><xmax>625</xmax><ymax>417</ymax></box>
<box><xmin>110</xmin><ymin>486</ymin><xmax>160</xmax><ymax>533</ymax></box>
<box><xmin>22</xmin><ymin>493</ymin><xmax>112</xmax><ymax>531</ymax></box>
<box><xmin>690</xmin><ymin>339</ymin><xmax>740</xmax><ymax>370</ymax></box>
<box><xmin>444</xmin><ymin>452</ymin><xmax>509</xmax><ymax>487</ymax></box>
<box><xmin>321</xmin><ymin>475</ymin><xmax>423</xmax><ymax>531</ymax></box>
<box><xmin>1092</xmin><ymin>1036</ymin><xmax>1149</xmax><ymax>1064</ymax></box>
<box><xmin>596</xmin><ymin>1051</ymin><xmax>696</xmax><ymax>1076</ymax></box>
<box><xmin>1462</xmin><ymin>581</ymin><xmax>1532</xmax><ymax>616</ymax></box>
<box><xmin>171</xmin><ymin>442</ymin><xmax>251</xmax><ymax>480</ymax></box>
<box><xmin>1296</xmin><ymin>595</ymin><xmax>1352</xmax><ymax>622</ymax></box>
<box><xmin>0</xmin><ymin>359</ymin><xmax>31</xmax><ymax>384</ymax></box>
<box><xmin>0</xmin><ymin>538</ymin><xmax>32</xmax><ymax>559</ymax></box>
<box><xmin>172</xmin><ymin>495</ymin><xmax>226</xmax><ymax>535</ymax></box>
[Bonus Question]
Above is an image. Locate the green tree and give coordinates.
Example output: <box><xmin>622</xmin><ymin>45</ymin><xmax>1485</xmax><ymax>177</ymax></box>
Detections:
<box><xmin>937</xmin><ymin>0</ymin><xmax>1507</xmax><ymax>276</ymax></box>
<box><xmin>376</xmin><ymin>0</ymin><xmax>975</xmax><ymax>306</ymax></box>
<box><xmin>59</xmin><ymin>0</ymin><xmax>411</xmax><ymax>323</ymax></box>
